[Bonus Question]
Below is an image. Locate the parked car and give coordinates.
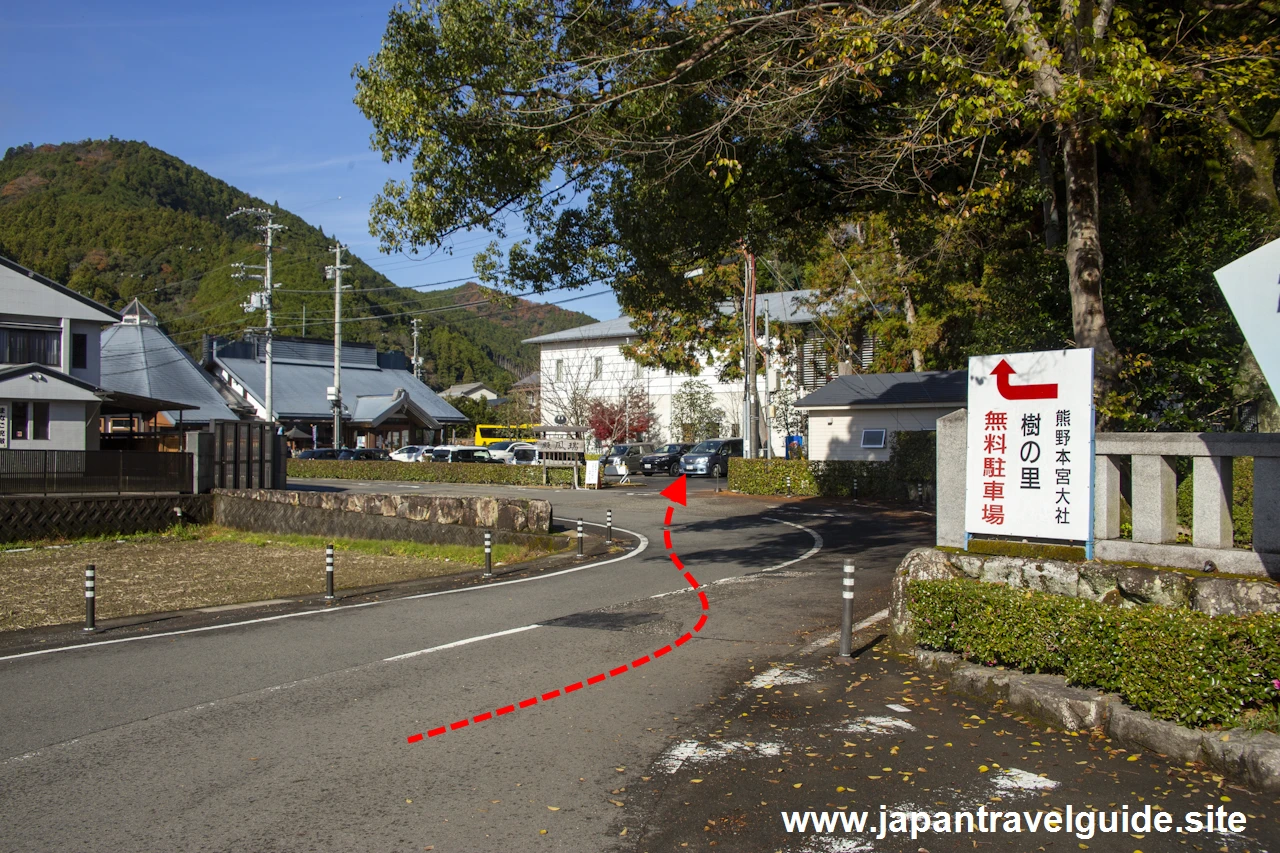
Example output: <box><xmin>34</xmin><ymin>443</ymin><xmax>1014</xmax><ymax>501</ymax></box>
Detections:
<box><xmin>508</xmin><ymin>445</ymin><xmax>540</xmax><ymax>465</ymax></box>
<box><xmin>389</xmin><ymin>445</ymin><xmax>431</xmax><ymax>462</ymax></box>
<box><xmin>679</xmin><ymin>438</ymin><xmax>743</xmax><ymax>478</ymax></box>
<box><xmin>639</xmin><ymin>443</ymin><xmax>695</xmax><ymax>477</ymax></box>
<box><xmin>601</xmin><ymin>443</ymin><xmax>656</xmax><ymax>476</ymax></box>
<box><xmin>338</xmin><ymin>448</ymin><xmax>391</xmax><ymax>461</ymax></box>
<box><xmin>296</xmin><ymin>448</ymin><xmax>340</xmax><ymax>460</ymax></box>
<box><xmin>485</xmin><ymin>440</ymin><xmax>536</xmax><ymax>463</ymax></box>
<box><xmin>430</xmin><ymin>445</ymin><xmax>503</xmax><ymax>463</ymax></box>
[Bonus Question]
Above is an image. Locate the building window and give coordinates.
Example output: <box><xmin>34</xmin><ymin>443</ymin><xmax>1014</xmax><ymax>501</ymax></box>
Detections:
<box><xmin>594</xmin><ymin>357</ymin><xmax>603</xmax><ymax>379</ymax></box>
<box><xmin>555</xmin><ymin>359</ymin><xmax>564</xmax><ymax>382</ymax></box>
<box><xmin>72</xmin><ymin>334</ymin><xmax>88</xmax><ymax>370</ymax></box>
<box><xmin>0</xmin><ymin>327</ymin><xmax>61</xmax><ymax>367</ymax></box>
<box><xmin>861</xmin><ymin>428</ymin><xmax>887</xmax><ymax>449</ymax></box>
<box><xmin>32</xmin><ymin>402</ymin><xmax>49</xmax><ymax>440</ymax></box>
<box><xmin>11</xmin><ymin>402</ymin><xmax>28</xmax><ymax>441</ymax></box>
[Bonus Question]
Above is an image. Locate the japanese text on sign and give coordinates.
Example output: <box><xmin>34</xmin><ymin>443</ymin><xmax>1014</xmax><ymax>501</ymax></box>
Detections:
<box><xmin>965</xmin><ymin>349</ymin><xmax>1094</xmax><ymax>542</ymax></box>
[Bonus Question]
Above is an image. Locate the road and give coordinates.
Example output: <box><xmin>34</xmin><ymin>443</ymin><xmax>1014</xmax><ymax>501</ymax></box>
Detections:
<box><xmin>0</xmin><ymin>479</ymin><xmax>932</xmax><ymax>851</ymax></box>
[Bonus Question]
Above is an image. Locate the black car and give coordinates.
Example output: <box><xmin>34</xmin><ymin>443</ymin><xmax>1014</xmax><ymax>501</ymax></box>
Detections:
<box><xmin>338</xmin><ymin>448</ymin><xmax>391</xmax><ymax>461</ymax></box>
<box><xmin>296</xmin><ymin>448</ymin><xmax>339</xmax><ymax>460</ymax></box>
<box><xmin>640</xmin><ymin>443</ymin><xmax>695</xmax><ymax>476</ymax></box>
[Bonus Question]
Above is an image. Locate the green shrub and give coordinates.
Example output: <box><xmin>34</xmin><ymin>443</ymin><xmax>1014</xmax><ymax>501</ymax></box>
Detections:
<box><xmin>1175</xmin><ymin>457</ymin><xmax>1253</xmax><ymax>547</ymax></box>
<box><xmin>909</xmin><ymin>578</ymin><xmax>1280</xmax><ymax>728</ymax></box>
<box><xmin>288</xmin><ymin>459</ymin><xmax>576</xmax><ymax>486</ymax></box>
<box><xmin>727</xmin><ymin>430</ymin><xmax>936</xmax><ymax>498</ymax></box>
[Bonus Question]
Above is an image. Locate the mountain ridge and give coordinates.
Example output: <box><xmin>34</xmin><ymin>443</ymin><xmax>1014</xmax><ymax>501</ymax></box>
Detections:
<box><xmin>0</xmin><ymin>139</ymin><xmax>596</xmax><ymax>390</ymax></box>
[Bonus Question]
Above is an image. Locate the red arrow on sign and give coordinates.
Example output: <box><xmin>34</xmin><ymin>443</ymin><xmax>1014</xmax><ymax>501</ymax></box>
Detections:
<box><xmin>991</xmin><ymin>359</ymin><xmax>1058</xmax><ymax>401</ymax></box>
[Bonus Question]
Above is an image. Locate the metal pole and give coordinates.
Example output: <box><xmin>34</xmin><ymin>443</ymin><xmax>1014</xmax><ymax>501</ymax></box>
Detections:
<box><xmin>483</xmin><ymin>530</ymin><xmax>493</xmax><ymax>578</ymax></box>
<box><xmin>605</xmin><ymin>509</ymin><xmax>612</xmax><ymax>544</ymax></box>
<box><xmin>763</xmin><ymin>300</ymin><xmax>771</xmax><ymax>459</ymax></box>
<box><xmin>263</xmin><ymin>216</ymin><xmax>276</xmax><ymax>428</ymax></box>
<box><xmin>324</xmin><ymin>544</ymin><xmax>335</xmax><ymax>600</ymax></box>
<box><xmin>839</xmin><ymin>559</ymin><xmax>855</xmax><ymax>657</ymax></box>
<box><xmin>84</xmin><ymin>565</ymin><xmax>96</xmax><ymax>631</ymax></box>
<box><xmin>577</xmin><ymin>518</ymin><xmax>584</xmax><ymax>557</ymax></box>
<box><xmin>786</xmin><ymin>474</ymin><xmax>792</xmax><ymax>496</ymax></box>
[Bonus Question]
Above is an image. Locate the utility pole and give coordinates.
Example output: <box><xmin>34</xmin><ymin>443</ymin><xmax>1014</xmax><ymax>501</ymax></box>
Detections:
<box><xmin>763</xmin><ymin>300</ymin><xmax>771</xmax><ymax>459</ymax></box>
<box><xmin>326</xmin><ymin>244</ymin><xmax>351</xmax><ymax>449</ymax></box>
<box><xmin>411</xmin><ymin>317</ymin><xmax>422</xmax><ymax>381</ymax></box>
<box><xmin>229</xmin><ymin>207</ymin><xmax>285</xmax><ymax>426</ymax></box>
<box><xmin>742</xmin><ymin>251</ymin><xmax>757</xmax><ymax>457</ymax></box>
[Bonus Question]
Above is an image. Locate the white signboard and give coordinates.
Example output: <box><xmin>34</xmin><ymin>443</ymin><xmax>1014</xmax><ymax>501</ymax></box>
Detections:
<box><xmin>536</xmin><ymin>438</ymin><xmax>586</xmax><ymax>453</ymax></box>
<box><xmin>0</xmin><ymin>403</ymin><xmax>7</xmax><ymax>449</ymax></box>
<box><xmin>1215</xmin><ymin>236</ymin><xmax>1280</xmax><ymax>397</ymax></box>
<box><xmin>584</xmin><ymin>459</ymin><xmax>600</xmax><ymax>486</ymax></box>
<box><xmin>965</xmin><ymin>348</ymin><xmax>1094</xmax><ymax>542</ymax></box>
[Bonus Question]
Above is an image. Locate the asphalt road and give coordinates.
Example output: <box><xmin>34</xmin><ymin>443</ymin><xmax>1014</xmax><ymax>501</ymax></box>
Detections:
<box><xmin>0</xmin><ymin>480</ymin><xmax>932</xmax><ymax>852</ymax></box>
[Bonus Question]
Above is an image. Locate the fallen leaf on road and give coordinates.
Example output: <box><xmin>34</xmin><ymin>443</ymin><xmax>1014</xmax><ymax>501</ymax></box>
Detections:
<box><xmin>793</xmin><ymin>783</ymin><xmax>802</xmax><ymax>789</ymax></box>
<box><xmin>547</xmin><ymin>806</ymin><xmax>560</xmax><ymax>811</ymax></box>
<box><xmin>691</xmin><ymin>779</ymin><xmax>703</xmax><ymax>784</ymax></box>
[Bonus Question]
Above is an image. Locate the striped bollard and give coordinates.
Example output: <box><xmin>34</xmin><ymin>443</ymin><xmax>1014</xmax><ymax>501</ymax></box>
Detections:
<box><xmin>324</xmin><ymin>544</ymin><xmax>335</xmax><ymax>600</ymax></box>
<box><xmin>84</xmin><ymin>565</ymin><xmax>96</xmax><ymax>632</ymax></box>
<box><xmin>605</xmin><ymin>510</ymin><xmax>613</xmax><ymax>544</ymax></box>
<box><xmin>786</xmin><ymin>474</ymin><xmax>792</xmax><ymax>496</ymax></box>
<box><xmin>577</xmin><ymin>518</ymin><xmax>584</xmax><ymax>557</ymax></box>
<box><xmin>839</xmin><ymin>559</ymin><xmax>855</xmax><ymax>657</ymax></box>
<box><xmin>484</xmin><ymin>530</ymin><xmax>493</xmax><ymax>578</ymax></box>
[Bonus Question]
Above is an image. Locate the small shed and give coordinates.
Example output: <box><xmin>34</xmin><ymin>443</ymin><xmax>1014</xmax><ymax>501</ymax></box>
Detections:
<box><xmin>794</xmin><ymin>371</ymin><xmax>967</xmax><ymax>461</ymax></box>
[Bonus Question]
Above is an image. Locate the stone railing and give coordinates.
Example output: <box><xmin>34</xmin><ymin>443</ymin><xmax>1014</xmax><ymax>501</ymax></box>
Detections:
<box><xmin>936</xmin><ymin>410</ymin><xmax>1280</xmax><ymax>576</ymax></box>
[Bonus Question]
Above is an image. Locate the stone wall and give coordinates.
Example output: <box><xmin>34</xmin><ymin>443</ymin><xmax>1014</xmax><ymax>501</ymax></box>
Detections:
<box><xmin>210</xmin><ymin>489</ymin><xmax>556</xmax><ymax>550</ymax></box>
<box><xmin>0</xmin><ymin>494</ymin><xmax>213</xmax><ymax>543</ymax></box>
<box><xmin>891</xmin><ymin>546</ymin><xmax>1280</xmax><ymax>647</ymax></box>
<box><xmin>212</xmin><ymin>488</ymin><xmax>551</xmax><ymax>533</ymax></box>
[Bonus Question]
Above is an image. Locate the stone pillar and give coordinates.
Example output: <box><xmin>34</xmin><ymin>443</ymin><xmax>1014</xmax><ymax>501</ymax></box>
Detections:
<box><xmin>1192</xmin><ymin>455</ymin><xmax>1233</xmax><ymax>549</ymax></box>
<box><xmin>1254</xmin><ymin>457</ymin><xmax>1280</xmax><ymax>554</ymax></box>
<box><xmin>1094</xmin><ymin>454</ymin><xmax>1121</xmax><ymax>541</ymax></box>
<box><xmin>1131</xmin><ymin>454</ymin><xmax>1177</xmax><ymax>544</ymax></box>
<box><xmin>186</xmin><ymin>430</ymin><xmax>214</xmax><ymax>494</ymax></box>
<box><xmin>936</xmin><ymin>409</ymin><xmax>967</xmax><ymax>548</ymax></box>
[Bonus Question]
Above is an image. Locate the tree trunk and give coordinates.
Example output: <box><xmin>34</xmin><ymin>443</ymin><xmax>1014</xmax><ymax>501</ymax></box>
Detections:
<box><xmin>1038</xmin><ymin>133</ymin><xmax>1064</xmax><ymax>249</ymax></box>
<box><xmin>1225</xmin><ymin>107</ymin><xmax>1280</xmax><ymax>218</ymax></box>
<box><xmin>1062</xmin><ymin>122</ymin><xmax>1121</xmax><ymax>391</ymax></box>
<box><xmin>890</xmin><ymin>230</ymin><xmax>925</xmax><ymax>371</ymax></box>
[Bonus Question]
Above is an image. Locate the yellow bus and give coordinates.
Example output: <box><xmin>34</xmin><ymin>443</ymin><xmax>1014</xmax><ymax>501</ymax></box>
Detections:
<box><xmin>474</xmin><ymin>424</ymin><xmax>537</xmax><ymax>447</ymax></box>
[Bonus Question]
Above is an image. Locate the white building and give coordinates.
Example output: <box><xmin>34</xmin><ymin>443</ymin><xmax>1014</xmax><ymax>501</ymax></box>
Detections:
<box><xmin>794</xmin><ymin>371</ymin><xmax>966</xmax><ymax>461</ymax></box>
<box><xmin>523</xmin><ymin>290</ymin><xmax>866</xmax><ymax>455</ymax></box>
<box><xmin>0</xmin><ymin>256</ymin><xmax>192</xmax><ymax>451</ymax></box>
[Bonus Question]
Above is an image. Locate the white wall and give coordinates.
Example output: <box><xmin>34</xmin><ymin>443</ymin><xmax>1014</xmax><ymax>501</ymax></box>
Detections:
<box><xmin>538</xmin><ymin>338</ymin><xmax>786</xmax><ymax>453</ymax></box>
<box><xmin>0</xmin><ymin>399</ymin><xmax>95</xmax><ymax>450</ymax></box>
<box><xmin>806</xmin><ymin>405</ymin><xmax>962</xmax><ymax>462</ymax></box>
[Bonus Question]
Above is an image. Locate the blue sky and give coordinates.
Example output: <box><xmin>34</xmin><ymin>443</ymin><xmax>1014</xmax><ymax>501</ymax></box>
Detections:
<box><xmin>0</xmin><ymin>1</ymin><xmax>620</xmax><ymax>321</ymax></box>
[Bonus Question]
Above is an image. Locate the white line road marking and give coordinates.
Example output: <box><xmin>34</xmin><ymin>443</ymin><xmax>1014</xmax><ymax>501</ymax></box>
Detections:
<box><xmin>655</xmin><ymin>739</ymin><xmax>784</xmax><ymax>773</ymax></box>
<box><xmin>990</xmin><ymin>767</ymin><xmax>1059</xmax><ymax>793</ymax></box>
<box><xmin>747</xmin><ymin>666</ymin><xmax>816</xmax><ymax>688</ymax></box>
<box><xmin>838</xmin><ymin>715</ymin><xmax>917</xmax><ymax>734</ymax></box>
<box><xmin>798</xmin><ymin>609</ymin><xmax>890</xmax><ymax>654</ymax></box>
<box><xmin>886</xmin><ymin>703</ymin><xmax>912</xmax><ymax>713</ymax></box>
<box><xmin>383</xmin><ymin>624</ymin><xmax>541</xmax><ymax>662</ymax></box>
<box><xmin>0</xmin><ymin>522</ymin><xmax>647</xmax><ymax>663</ymax></box>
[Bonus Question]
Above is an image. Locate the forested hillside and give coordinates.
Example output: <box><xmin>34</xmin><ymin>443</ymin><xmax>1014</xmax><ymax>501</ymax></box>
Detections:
<box><xmin>0</xmin><ymin>140</ymin><xmax>594</xmax><ymax>390</ymax></box>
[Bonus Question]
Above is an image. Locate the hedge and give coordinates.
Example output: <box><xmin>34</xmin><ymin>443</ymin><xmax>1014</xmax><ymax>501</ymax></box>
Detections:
<box><xmin>909</xmin><ymin>578</ymin><xmax>1280</xmax><ymax>728</ymax></box>
<box><xmin>728</xmin><ymin>431</ymin><xmax>937</xmax><ymax>499</ymax></box>
<box><xmin>1175</xmin><ymin>456</ymin><xmax>1253</xmax><ymax>547</ymax></box>
<box><xmin>288</xmin><ymin>459</ymin><xmax>576</xmax><ymax>486</ymax></box>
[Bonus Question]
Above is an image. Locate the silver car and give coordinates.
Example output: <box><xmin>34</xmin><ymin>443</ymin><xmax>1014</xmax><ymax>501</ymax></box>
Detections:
<box><xmin>679</xmin><ymin>438</ymin><xmax>743</xmax><ymax>478</ymax></box>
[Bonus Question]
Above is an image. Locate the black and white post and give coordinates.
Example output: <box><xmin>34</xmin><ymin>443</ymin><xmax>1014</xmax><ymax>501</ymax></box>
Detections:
<box><xmin>577</xmin><ymin>518</ymin><xmax>584</xmax><ymax>557</ymax></box>
<box><xmin>84</xmin><ymin>565</ymin><xmax>96</xmax><ymax>632</ymax></box>
<box><xmin>605</xmin><ymin>510</ymin><xmax>613</xmax><ymax>544</ymax></box>
<box><xmin>838</xmin><ymin>559</ymin><xmax>855</xmax><ymax>657</ymax></box>
<box><xmin>324</xmin><ymin>544</ymin><xmax>335</xmax><ymax>600</ymax></box>
<box><xmin>484</xmin><ymin>530</ymin><xmax>493</xmax><ymax>578</ymax></box>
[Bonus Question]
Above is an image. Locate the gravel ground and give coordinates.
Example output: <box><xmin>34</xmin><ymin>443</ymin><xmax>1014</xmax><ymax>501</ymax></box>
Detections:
<box><xmin>0</xmin><ymin>538</ymin><xmax>498</xmax><ymax>632</ymax></box>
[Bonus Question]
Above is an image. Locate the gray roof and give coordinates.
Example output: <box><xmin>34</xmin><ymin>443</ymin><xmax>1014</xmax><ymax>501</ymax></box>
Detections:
<box><xmin>793</xmin><ymin>371</ymin><xmax>968</xmax><ymax>409</ymax></box>
<box><xmin>510</xmin><ymin>371</ymin><xmax>541</xmax><ymax>388</ymax></box>
<box><xmin>522</xmin><ymin>290</ymin><xmax>818</xmax><ymax>345</ymax></box>
<box><xmin>1</xmin><ymin>254</ymin><xmax>122</xmax><ymax>324</ymax></box>
<box><xmin>100</xmin><ymin>301</ymin><xmax>240</xmax><ymax>424</ymax></box>
<box><xmin>214</xmin><ymin>353</ymin><xmax>468</xmax><ymax>425</ymax></box>
<box><xmin>441</xmin><ymin>381</ymin><xmax>495</xmax><ymax>397</ymax></box>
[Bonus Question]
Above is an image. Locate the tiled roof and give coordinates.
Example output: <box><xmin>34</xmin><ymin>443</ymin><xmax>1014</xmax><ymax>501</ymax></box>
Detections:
<box><xmin>522</xmin><ymin>290</ymin><xmax>819</xmax><ymax>344</ymax></box>
<box><xmin>793</xmin><ymin>371</ymin><xmax>968</xmax><ymax>408</ymax></box>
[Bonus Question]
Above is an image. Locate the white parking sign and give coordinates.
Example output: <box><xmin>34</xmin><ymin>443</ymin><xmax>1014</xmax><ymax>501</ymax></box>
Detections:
<box><xmin>965</xmin><ymin>349</ymin><xmax>1095</xmax><ymax>543</ymax></box>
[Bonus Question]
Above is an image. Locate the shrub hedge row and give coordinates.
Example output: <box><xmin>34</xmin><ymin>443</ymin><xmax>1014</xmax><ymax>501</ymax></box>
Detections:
<box><xmin>909</xmin><ymin>578</ymin><xmax>1280</xmax><ymax>728</ymax></box>
<box><xmin>728</xmin><ymin>431</ymin><xmax>937</xmax><ymax>499</ymax></box>
<box><xmin>288</xmin><ymin>459</ymin><xmax>576</xmax><ymax>486</ymax></box>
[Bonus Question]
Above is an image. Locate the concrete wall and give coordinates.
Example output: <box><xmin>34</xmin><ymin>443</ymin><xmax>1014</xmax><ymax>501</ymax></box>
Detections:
<box><xmin>0</xmin><ymin>494</ymin><xmax>212</xmax><ymax>543</ymax></box>
<box><xmin>0</xmin><ymin>398</ymin><xmax>96</xmax><ymax>450</ymax></box>
<box><xmin>806</xmin><ymin>404</ymin><xmax>960</xmax><ymax>462</ymax></box>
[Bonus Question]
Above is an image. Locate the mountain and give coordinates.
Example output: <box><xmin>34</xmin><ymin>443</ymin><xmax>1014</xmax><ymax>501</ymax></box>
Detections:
<box><xmin>0</xmin><ymin>139</ymin><xmax>596</xmax><ymax>390</ymax></box>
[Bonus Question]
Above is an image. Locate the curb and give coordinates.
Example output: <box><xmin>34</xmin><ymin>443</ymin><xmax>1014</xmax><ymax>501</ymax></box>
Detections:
<box><xmin>914</xmin><ymin>649</ymin><xmax>1280</xmax><ymax>793</ymax></box>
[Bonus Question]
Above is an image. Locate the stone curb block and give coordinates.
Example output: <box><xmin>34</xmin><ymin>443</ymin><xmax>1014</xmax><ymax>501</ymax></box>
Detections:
<box><xmin>913</xmin><ymin>649</ymin><xmax>1280</xmax><ymax>793</ymax></box>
